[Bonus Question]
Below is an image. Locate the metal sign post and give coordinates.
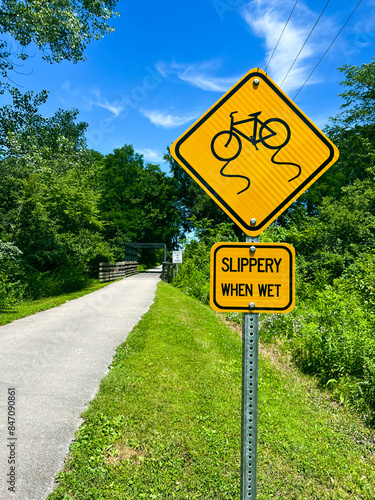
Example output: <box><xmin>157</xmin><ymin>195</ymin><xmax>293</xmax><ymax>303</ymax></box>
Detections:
<box><xmin>241</xmin><ymin>235</ymin><xmax>259</xmax><ymax>500</ymax></box>
<box><xmin>170</xmin><ymin>66</ymin><xmax>339</xmax><ymax>499</ymax></box>
<box><xmin>241</xmin><ymin>311</ymin><xmax>259</xmax><ymax>499</ymax></box>
<box><xmin>209</xmin><ymin>235</ymin><xmax>295</xmax><ymax>499</ymax></box>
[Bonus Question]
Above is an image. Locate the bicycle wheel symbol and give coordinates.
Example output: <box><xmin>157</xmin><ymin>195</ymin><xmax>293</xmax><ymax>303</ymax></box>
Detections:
<box><xmin>211</xmin><ymin>131</ymin><xmax>242</xmax><ymax>161</ymax></box>
<box><xmin>211</xmin><ymin>112</ymin><xmax>301</xmax><ymax>195</ymax></box>
<box><xmin>259</xmin><ymin>118</ymin><xmax>290</xmax><ymax>150</ymax></box>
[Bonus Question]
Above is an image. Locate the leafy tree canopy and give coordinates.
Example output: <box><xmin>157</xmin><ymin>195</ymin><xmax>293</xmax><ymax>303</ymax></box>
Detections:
<box><xmin>281</xmin><ymin>60</ymin><xmax>375</xmax><ymax>219</ymax></box>
<box><xmin>0</xmin><ymin>0</ymin><xmax>119</xmax><ymax>90</ymax></box>
<box><xmin>330</xmin><ymin>58</ymin><xmax>375</xmax><ymax>128</ymax></box>
<box><xmin>0</xmin><ymin>87</ymin><xmax>107</xmax><ymax>289</ymax></box>
<box><xmin>0</xmin><ymin>87</ymin><xmax>88</xmax><ymax>162</ymax></box>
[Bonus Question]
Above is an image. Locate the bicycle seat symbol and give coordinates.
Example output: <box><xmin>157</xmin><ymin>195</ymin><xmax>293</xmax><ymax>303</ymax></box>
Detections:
<box><xmin>211</xmin><ymin>111</ymin><xmax>301</xmax><ymax>194</ymax></box>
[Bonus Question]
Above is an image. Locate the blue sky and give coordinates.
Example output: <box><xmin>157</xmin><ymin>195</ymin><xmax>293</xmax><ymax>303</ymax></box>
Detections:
<box><xmin>2</xmin><ymin>0</ymin><xmax>375</xmax><ymax>172</ymax></box>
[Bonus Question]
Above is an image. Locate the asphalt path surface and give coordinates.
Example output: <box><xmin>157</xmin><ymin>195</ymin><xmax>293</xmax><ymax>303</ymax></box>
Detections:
<box><xmin>0</xmin><ymin>268</ymin><xmax>161</xmax><ymax>500</ymax></box>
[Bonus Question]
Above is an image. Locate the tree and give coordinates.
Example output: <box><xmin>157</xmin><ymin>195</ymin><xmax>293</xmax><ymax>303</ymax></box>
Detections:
<box><xmin>0</xmin><ymin>87</ymin><xmax>91</xmax><ymax>242</ymax></box>
<box><xmin>0</xmin><ymin>90</ymin><xmax>111</xmax><ymax>297</ymax></box>
<box><xmin>0</xmin><ymin>0</ymin><xmax>119</xmax><ymax>90</ymax></box>
<box><xmin>0</xmin><ymin>240</ymin><xmax>23</xmax><ymax>309</ymax></box>
<box><xmin>99</xmin><ymin>145</ymin><xmax>146</xmax><ymax>243</ymax></box>
<box><xmin>0</xmin><ymin>0</ymin><xmax>120</xmax><ymax>298</ymax></box>
<box><xmin>330</xmin><ymin>59</ymin><xmax>375</xmax><ymax>128</ymax></box>
<box><xmin>0</xmin><ymin>87</ymin><xmax>88</xmax><ymax>161</ymax></box>
<box><xmin>100</xmin><ymin>145</ymin><xmax>182</xmax><ymax>263</ymax></box>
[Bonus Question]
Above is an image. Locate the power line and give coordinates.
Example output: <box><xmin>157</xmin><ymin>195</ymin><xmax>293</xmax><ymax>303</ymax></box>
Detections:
<box><xmin>264</xmin><ymin>0</ymin><xmax>299</xmax><ymax>73</ymax></box>
<box><xmin>279</xmin><ymin>0</ymin><xmax>331</xmax><ymax>88</ymax></box>
<box><xmin>293</xmin><ymin>0</ymin><xmax>364</xmax><ymax>100</ymax></box>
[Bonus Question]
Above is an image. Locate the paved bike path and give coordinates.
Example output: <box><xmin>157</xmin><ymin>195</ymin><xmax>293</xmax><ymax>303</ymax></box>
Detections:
<box><xmin>0</xmin><ymin>269</ymin><xmax>161</xmax><ymax>500</ymax></box>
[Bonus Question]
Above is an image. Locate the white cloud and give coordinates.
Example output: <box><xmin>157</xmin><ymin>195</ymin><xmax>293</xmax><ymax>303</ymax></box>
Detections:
<box><xmin>138</xmin><ymin>148</ymin><xmax>163</xmax><ymax>162</ymax></box>
<box><xmin>156</xmin><ymin>60</ymin><xmax>241</xmax><ymax>92</ymax></box>
<box><xmin>180</xmin><ymin>72</ymin><xmax>239</xmax><ymax>92</ymax></box>
<box><xmin>57</xmin><ymin>83</ymin><xmax>125</xmax><ymax>118</ymax></box>
<box><xmin>95</xmin><ymin>97</ymin><xmax>124</xmax><ymax>118</ymax></box>
<box><xmin>241</xmin><ymin>0</ymin><xmax>336</xmax><ymax>93</ymax></box>
<box><xmin>140</xmin><ymin>108</ymin><xmax>198</xmax><ymax>128</ymax></box>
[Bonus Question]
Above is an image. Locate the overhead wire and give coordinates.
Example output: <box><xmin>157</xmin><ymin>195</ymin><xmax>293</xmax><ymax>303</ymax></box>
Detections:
<box><xmin>264</xmin><ymin>0</ymin><xmax>299</xmax><ymax>73</ymax></box>
<box><xmin>279</xmin><ymin>0</ymin><xmax>332</xmax><ymax>88</ymax></box>
<box><xmin>293</xmin><ymin>0</ymin><xmax>364</xmax><ymax>100</ymax></box>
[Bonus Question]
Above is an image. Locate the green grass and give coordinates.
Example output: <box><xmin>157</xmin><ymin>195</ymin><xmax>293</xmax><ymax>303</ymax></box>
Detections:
<box><xmin>48</xmin><ymin>282</ymin><xmax>375</xmax><ymax>499</ymax></box>
<box><xmin>0</xmin><ymin>280</ymin><xmax>112</xmax><ymax>326</ymax></box>
<box><xmin>258</xmin><ymin>343</ymin><xmax>375</xmax><ymax>499</ymax></box>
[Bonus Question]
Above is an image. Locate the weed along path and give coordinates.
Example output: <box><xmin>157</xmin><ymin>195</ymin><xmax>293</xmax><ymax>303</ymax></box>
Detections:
<box><xmin>0</xmin><ymin>268</ymin><xmax>161</xmax><ymax>500</ymax></box>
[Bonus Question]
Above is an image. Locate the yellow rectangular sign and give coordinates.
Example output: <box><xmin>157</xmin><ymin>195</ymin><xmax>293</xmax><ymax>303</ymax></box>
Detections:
<box><xmin>210</xmin><ymin>242</ymin><xmax>295</xmax><ymax>313</ymax></box>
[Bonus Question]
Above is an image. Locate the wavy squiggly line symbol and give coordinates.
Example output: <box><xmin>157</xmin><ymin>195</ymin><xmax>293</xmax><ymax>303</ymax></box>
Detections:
<box><xmin>211</xmin><ymin>111</ymin><xmax>301</xmax><ymax>194</ymax></box>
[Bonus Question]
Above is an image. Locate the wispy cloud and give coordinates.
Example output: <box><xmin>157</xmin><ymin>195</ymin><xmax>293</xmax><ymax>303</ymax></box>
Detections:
<box><xmin>94</xmin><ymin>97</ymin><xmax>125</xmax><ymax>118</ymax></box>
<box><xmin>61</xmin><ymin>80</ymin><xmax>71</xmax><ymax>92</ymax></box>
<box><xmin>140</xmin><ymin>108</ymin><xmax>198</xmax><ymax>129</ymax></box>
<box><xmin>57</xmin><ymin>83</ymin><xmax>125</xmax><ymax>119</ymax></box>
<box><xmin>156</xmin><ymin>60</ymin><xmax>241</xmax><ymax>92</ymax></box>
<box><xmin>138</xmin><ymin>148</ymin><xmax>163</xmax><ymax>162</ymax></box>
<box><xmin>241</xmin><ymin>0</ymin><xmax>336</xmax><ymax>93</ymax></box>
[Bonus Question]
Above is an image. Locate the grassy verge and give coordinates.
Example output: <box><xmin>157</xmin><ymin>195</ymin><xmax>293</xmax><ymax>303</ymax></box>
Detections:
<box><xmin>48</xmin><ymin>282</ymin><xmax>375</xmax><ymax>499</ymax></box>
<box><xmin>0</xmin><ymin>279</ymin><xmax>112</xmax><ymax>326</ymax></box>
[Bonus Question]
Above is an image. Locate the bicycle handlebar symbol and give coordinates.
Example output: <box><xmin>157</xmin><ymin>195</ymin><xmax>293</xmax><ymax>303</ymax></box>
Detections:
<box><xmin>211</xmin><ymin>111</ymin><xmax>301</xmax><ymax>194</ymax></box>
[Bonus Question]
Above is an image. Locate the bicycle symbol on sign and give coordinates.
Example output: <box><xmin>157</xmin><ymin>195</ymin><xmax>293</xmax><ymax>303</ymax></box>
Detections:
<box><xmin>211</xmin><ymin>111</ymin><xmax>301</xmax><ymax>194</ymax></box>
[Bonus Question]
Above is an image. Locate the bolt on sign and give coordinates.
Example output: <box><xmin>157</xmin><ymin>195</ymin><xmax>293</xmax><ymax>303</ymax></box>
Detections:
<box><xmin>210</xmin><ymin>242</ymin><xmax>295</xmax><ymax>313</ymax></box>
<box><xmin>170</xmin><ymin>68</ymin><xmax>339</xmax><ymax>236</ymax></box>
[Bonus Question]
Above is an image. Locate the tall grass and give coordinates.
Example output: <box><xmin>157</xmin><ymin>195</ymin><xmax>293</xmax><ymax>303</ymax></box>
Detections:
<box><xmin>260</xmin><ymin>284</ymin><xmax>375</xmax><ymax>423</ymax></box>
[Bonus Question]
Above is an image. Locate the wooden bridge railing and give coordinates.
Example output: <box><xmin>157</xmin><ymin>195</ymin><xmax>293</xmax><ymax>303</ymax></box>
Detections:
<box><xmin>99</xmin><ymin>261</ymin><xmax>138</xmax><ymax>283</ymax></box>
<box><xmin>161</xmin><ymin>262</ymin><xmax>176</xmax><ymax>283</ymax></box>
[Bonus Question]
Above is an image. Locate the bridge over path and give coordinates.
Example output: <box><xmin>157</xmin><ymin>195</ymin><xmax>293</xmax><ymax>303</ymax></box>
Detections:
<box><xmin>0</xmin><ymin>267</ymin><xmax>161</xmax><ymax>500</ymax></box>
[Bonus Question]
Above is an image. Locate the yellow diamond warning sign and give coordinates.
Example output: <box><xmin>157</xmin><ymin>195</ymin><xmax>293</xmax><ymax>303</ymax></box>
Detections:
<box><xmin>171</xmin><ymin>68</ymin><xmax>339</xmax><ymax>235</ymax></box>
<box><xmin>210</xmin><ymin>242</ymin><xmax>295</xmax><ymax>313</ymax></box>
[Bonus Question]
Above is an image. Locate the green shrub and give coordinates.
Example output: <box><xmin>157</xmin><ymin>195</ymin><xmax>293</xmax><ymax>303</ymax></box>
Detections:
<box><xmin>0</xmin><ymin>241</ymin><xmax>25</xmax><ymax>309</ymax></box>
<box><xmin>338</xmin><ymin>251</ymin><xmax>375</xmax><ymax>310</ymax></box>
<box><xmin>0</xmin><ymin>277</ymin><xmax>25</xmax><ymax>310</ymax></box>
<box><xmin>24</xmin><ymin>265</ymin><xmax>88</xmax><ymax>300</ymax></box>
<box><xmin>261</xmin><ymin>284</ymin><xmax>375</xmax><ymax>422</ymax></box>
